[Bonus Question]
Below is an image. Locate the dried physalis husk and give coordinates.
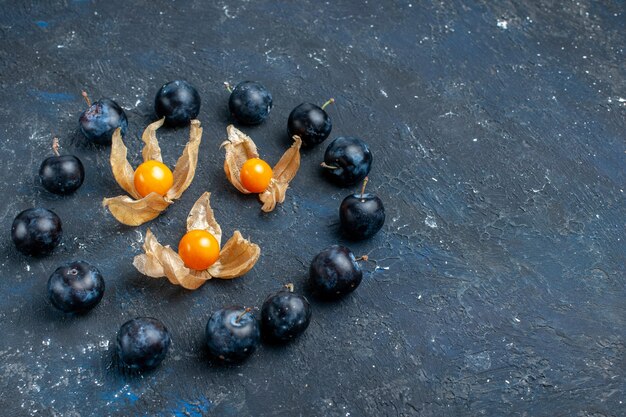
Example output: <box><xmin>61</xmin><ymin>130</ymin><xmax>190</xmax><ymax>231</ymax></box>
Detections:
<box><xmin>208</xmin><ymin>231</ymin><xmax>261</xmax><ymax>279</ymax></box>
<box><xmin>133</xmin><ymin>192</ymin><xmax>260</xmax><ymax>290</ymax></box>
<box><xmin>221</xmin><ymin>125</ymin><xmax>301</xmax><ymax>212</ymax></box>
<box><xmin>259</xmin><ymin>135</ymin><xmax>302</xmax><ymax>212</ymax></box>
<box><xmin>102</xmin><ymin>118</ymin><xmax>203</xmax><ymax>226</ymax></box>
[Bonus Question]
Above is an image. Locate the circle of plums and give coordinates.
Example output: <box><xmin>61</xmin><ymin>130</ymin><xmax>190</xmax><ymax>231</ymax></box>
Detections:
<box><xmin>14</xmin><ymin>79</ymin><xmax>387</xmax><ymax>371</ymax></box>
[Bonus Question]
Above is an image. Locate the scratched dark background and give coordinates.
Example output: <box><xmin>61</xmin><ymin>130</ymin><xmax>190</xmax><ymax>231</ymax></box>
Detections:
<box><xmin>0</xmin><ymin>0</ymin><xmax>624</xmax><ymax>416</ymax></box>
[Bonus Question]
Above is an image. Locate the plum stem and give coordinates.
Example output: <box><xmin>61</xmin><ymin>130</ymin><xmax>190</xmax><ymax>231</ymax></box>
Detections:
<box><xmin>81</xmin><ymin>91</ymin><xmax>91</xmax><ymax>107</ymax></box>
<box><xmin>224</xmin><ymin>82</ymin><xmax>233</xmax><ymax>93</ymax></box>
<box><xmin>52</xmin><ymin>137</ymin><xmax>60</xmax><ymax>156</ymax></box>
<box><xmin>355</xmin><ymin>255</ymin><xmax>369</xmax><ymax>262</ymax></box>
<box><xmin>321</xmin><ymin>98</ymin><xmax>335</xmax><ymax>110</ymax></box>
<box><xmin>284</xmin><ymin>283</ymin><xmax>294</xmax><ymax>292</ymax></box>
<box><xmin>235</xmin><ymin>307</ymin><xmax>252</xmax><ymax>323</ymax></box>
<box><xmin>320</xmin><ymin>162</ymin><xmax>338</xmax><ymax>170</ymax></box>
<box><xmin>360</xmin><ymin>176</ymin><xmax>369</xmax><ymax>201</ymax></box>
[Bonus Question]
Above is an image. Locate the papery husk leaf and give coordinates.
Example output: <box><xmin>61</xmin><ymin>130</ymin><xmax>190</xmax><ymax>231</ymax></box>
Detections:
<box><xmin>159</xmin><ymin>246</ymin><xmax>210</xmax><ymax>290</ymax></box>
<box><xmin>186</xmin><ymin>192</ymin><xmax>222</xmax><ymax>246</ymax></box>
<box><xmin>166</xmin><ymin>119</ymin><xmax>203</xmax><ymax>200</ymax></box>
<box><xmin>102</xmin><ymin>193</ymin><xmax>171</xmax><ymax>226</ymax></box>
<box><xmin>176</xmin><ymin>270</ymin><xmax>211</xmax><ymax>290</ymax></box>
<box><xmin>133</xmin><ymin>229</ymin><xmax>165</xmax><ymax>277</ymax></box>
<box><xmin>258</xmin><ymin>135</ymin><xmax>302</xmax><ymax>212</ymax></box>
<box><xmin>272</xmin><ymin>135</ymin><xmax>302</xmax><ymax>182</ymax></box>
<box><xmin>133</xmin><ymin>228</ymin><xmax>211</xmax><ymax>290</ymax></box>
<box><xmin>141</xmin><ymin>118</ymin><xmax>165</xmax><ymax>163</ymax></box>
<box><xmin>221</xmin><ymin>125</ymin><xmax>259</xmax><ymax>194</ymax></box>
<box><xmin>208</xmin><ymin>230</ymin><xmax>260</xmax><ymax>279</ymax></box>
<box><xmin>110</xmin><ymin>128</ymin><xmax>140</xmax><ymax>199</ymax></box>
<box><xmin>259</xmin><ymin>179</ymin><xmax>288</xmax><ymax>212</ymax></box>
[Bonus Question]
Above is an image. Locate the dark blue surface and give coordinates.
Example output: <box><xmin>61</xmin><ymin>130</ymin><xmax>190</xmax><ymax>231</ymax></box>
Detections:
<box><xmin>0</xmin><ymin>0</ymin><xmax>624</xmax><ymax>416</ymax></box>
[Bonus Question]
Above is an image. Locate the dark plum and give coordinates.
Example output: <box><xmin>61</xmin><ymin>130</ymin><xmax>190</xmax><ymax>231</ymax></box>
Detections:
<box><xmin>261</xmin><ymin>284</ymin><xmax>312</xmax><ymax>343</ymax></box>
<box><xmin>287</xmin><ymin>99</ymin><xmax>333</xmax><ymax>146</ymax></box>
<box><xmin>116</xmin><ymin>317</ymin><xmax>171</xmax><ymax>371</ymax></box>
<box><xmin>47</xmin><ymin>261</ymin><xmax>104</xmax><ymax>313</ymax></box>
<box><xmin>154</xmin><ymin>80</ymin><xmax>201</xmax><ymax>126</ymax></box>
<box><xmin>309</xmin><ymin>245</ymin><xmax>363</xmax><ymax>299</ymax></box>
<box><xmin>322</xmin><ymin>136</ymin><xmax>372</xmax><ymax>185</ymax></box>
<box><xmin>340</xmin><ymin>178</ymin><xmax>385</xmax><ymax>240</ymax></box>
<box><xmin>205</xmin><ymin>306</ymin><xmax>260</xmax><ymax>362</ymax></box>
<box><xmin>39</xmin><ymin>138</ymin><xmax>84</xmax><ymax>195</ymax></box>
<box><xmin>228</xmin><ymin>81</ymin><xmax>273</xmax><ymax>125</ymax></box>
<box><xmin>79</xmin><ymin>92</ymin><xmax>128</xmax><ymax>145</ymax></box>
<box><xmin>11</xmin><ymin>208</ymin><xmax>62</xmax><ymax>256</ymax></box>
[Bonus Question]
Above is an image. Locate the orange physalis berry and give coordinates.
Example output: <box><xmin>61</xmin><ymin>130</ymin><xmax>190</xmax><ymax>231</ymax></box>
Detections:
<box><xmin>240</xmin><ymin>158</ymin><xmax>273</xmax><ymax>193</ymax></box>
<box><xmin>178</xmin><ymin>230</ymin><xmax>220</xmax><ymax>271</ymax></box>
<box><xmin>133</xmin><ymin>160</ymin><xmax>174</xmax><ymax>198</ymax></box>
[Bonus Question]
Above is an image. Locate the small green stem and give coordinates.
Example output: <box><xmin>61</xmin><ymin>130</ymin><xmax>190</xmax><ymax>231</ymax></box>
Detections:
<box><xmin>284</xmin><ymin>283</ymin><xmax>294</xmax><ymax>292</ymax></box>
<box><xmin>320</xmin><ymin>162</ymin><xmax>338</xmax><ymax>170</ymax></box>
<box><xmin>224</xmin><ymin>82</ymin><xmax>233</xmax><ymax>93</ymax></box>
<box><xmin>360</xmin><ymin>177</ymin><xmax>369</xmax><ymax>200</ymax></box>
<box><xmin>321</xmin><ymin>98</ymin><xmax>335</xmax><ymax>110</ymax></box>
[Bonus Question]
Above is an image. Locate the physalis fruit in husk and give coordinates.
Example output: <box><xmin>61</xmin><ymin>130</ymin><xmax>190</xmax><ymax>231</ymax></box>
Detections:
<box><xmin>102</xmin><ymin>118</ymin><xmax>202</xmax><ymax>226</ymax></box>
<box><xmin>222</xmin><ymin>125</ymin><xmax>301</xmax><ymax>212</ymax></box>
<box><xmin>133</xmin><ymin>192</ymin><xmax>260</xmax><ymax>290</ymax></box>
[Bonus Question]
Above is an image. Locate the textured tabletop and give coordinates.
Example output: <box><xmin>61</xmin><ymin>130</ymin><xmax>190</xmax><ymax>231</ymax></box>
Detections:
<box><xmin>0</xmin><ymin>1</ymin><xmax>624</xmax><ymax>416</ymax></box>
